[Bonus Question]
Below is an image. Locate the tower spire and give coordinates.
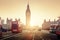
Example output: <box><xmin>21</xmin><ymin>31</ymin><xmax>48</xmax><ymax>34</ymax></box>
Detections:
<box><xmin>27</xmin><ymin>0</ymin><xmax>30</xmax><ymax>10</ymax></box>
<box><xmin>26</xmin><ymin>0</ymin><xmax>31</xmax><ymax>29</ymax></box>
<box><xmin>27</xmin><ymin>0</ymin><xmax>29</xmax><ymax>5</ymax></box>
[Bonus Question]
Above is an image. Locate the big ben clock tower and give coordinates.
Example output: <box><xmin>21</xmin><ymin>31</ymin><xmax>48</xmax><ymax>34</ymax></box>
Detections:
<box><xmin>26</xmin><ymin>1</ymin><xmax>31</xmax><ymax>29</ymax></box>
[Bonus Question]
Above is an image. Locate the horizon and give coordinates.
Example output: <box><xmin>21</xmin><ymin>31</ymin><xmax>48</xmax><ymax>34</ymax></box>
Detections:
<box><xmin>0</xmin><ymin>0</ymin><xmax>60</xmax><ymax>27</ymax></box>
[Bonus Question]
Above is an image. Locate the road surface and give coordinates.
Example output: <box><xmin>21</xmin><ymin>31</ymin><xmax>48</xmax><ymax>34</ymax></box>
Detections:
<box><xmin>0</xmin><ymin>30</ymin><xmax>58</xmax><ymax>40</ymax></box>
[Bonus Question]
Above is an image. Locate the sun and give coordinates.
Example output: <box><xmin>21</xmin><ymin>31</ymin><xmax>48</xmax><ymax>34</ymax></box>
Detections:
<box><xmin>30</xmin><ymin>19</ymin><xmax>39</xmax><ymax>27</ymax></box>
<box><xmin>30</xmin><ymin>20</ymin><xmax>35</xmax><ymax>26</ymax></box>
<box><xmin>30</xmin><ymin>17</ymin><xmax>43</xmax><ymax>28</ymax></box>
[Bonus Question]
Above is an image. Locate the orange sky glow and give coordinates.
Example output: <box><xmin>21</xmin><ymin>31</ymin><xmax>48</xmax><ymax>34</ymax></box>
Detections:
<box><xmin>0</xmin><ymin>0</ymin><xmax>60</xmax><ymax>27</ymax></box>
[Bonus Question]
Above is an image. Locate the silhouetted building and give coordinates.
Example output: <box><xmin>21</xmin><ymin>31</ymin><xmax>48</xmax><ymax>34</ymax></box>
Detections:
<box><xmin>6</xmin><ymin>18</ymin><xmax>12</xmax><ymax>25</ymax></box>
<box><xmin>26</xmin><ymin>1</ymin><xmax>31</xmax><ymax>28</ymax></box>
<box><xmin>0</xmin><ymin>17</ymin><xmax>4</xmax><ymax>25</ymax></box>
<box><xmin>6</xmin><ymin>18</ymin><xmax>12</xmax><ymax>29</ymax></box>
<box><xmin>42</xmin><ymin>17</ymin><xmax>60</xmax><ymax>30</ymax></box>
<box><xmin>42</xmin><ymin>19</ymin><xmax>51</xmax><ymax>30</ymax></box>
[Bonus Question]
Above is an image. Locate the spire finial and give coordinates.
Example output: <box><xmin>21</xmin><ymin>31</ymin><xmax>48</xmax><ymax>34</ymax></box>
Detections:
<box><xmin>28</xmin><ymin>0</ymin><xmax>29</xmax><ymax>5</ymax></box>
<box><xmin>26</xmin><ymin>0</ymin><xmax>30</xmax><ymax>11</ymax></box>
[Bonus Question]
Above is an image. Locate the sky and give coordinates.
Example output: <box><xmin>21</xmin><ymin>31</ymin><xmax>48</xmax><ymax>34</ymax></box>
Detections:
<box><xmin>0</xmin><ymin>0</ymin><xmax>60</xmax><ymax>27</ymax></box>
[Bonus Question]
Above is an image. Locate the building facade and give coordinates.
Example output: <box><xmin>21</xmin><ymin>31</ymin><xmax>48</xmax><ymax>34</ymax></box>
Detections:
<box><xmin>42</xmin><ymin>17</ymin><xmax>60</xmax><ymax>30</ymax></box>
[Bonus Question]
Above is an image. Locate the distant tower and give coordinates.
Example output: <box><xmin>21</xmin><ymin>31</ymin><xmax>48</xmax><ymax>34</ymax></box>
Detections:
<box><xmin>57</xmin><ymin>16</ymin><xmax>60</xmax><ymax>22</ymax></box>
<box><xmin>44</xmin><ymin>19</ymin><xmax>46</xmax><ymax>23</ymax></box>
<box><xmin>26</xmin><ymin>0</ymin><xmax>31</xmax><ymax>28</ymax></box>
